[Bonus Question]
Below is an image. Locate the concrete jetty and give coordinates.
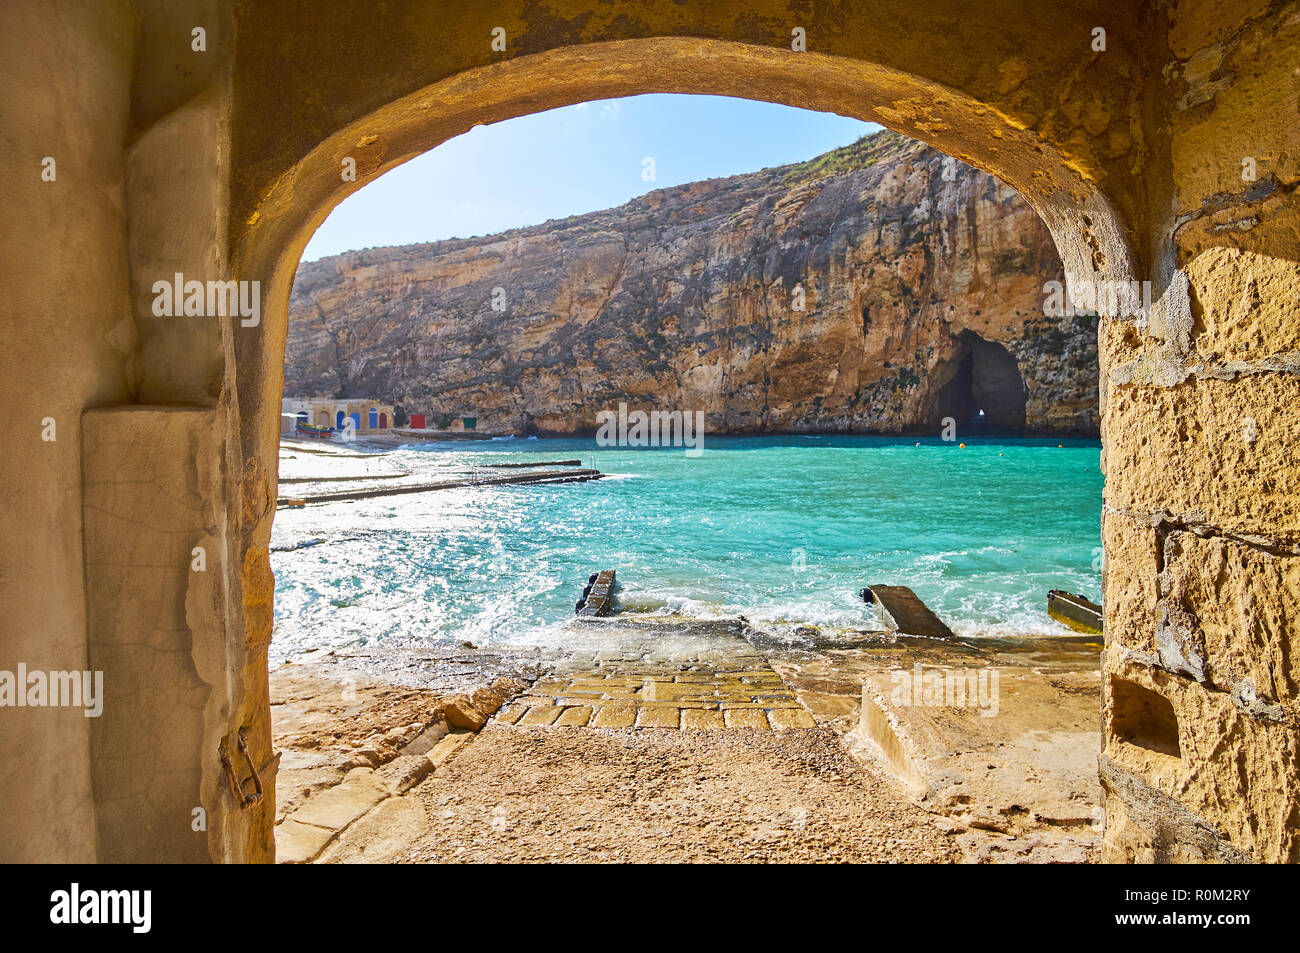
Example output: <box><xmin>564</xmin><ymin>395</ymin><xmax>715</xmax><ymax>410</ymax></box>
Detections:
<box><xmin>486</xmin><ymin>459</ymin><xmax>582</xmax><ymax>469</ymax></box>
<box><xmin>276</xmin><ymin>467</ymin><xmax>602</xmax><ymax>507</ymax></box>
<box><xmin>279</xmin><ymin>473</ymin><xmax>407</xmax><ymax>484</ymax></box>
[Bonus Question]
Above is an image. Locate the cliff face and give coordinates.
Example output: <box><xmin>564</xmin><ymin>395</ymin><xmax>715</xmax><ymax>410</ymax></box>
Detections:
<box><xmin>287</xmin><ymin>131</ymin><xmax>1099</xmax><ymax>435</ymax></box>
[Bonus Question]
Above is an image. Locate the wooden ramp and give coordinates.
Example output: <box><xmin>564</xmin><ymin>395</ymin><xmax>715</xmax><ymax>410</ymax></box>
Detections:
<box><xmin>575</xmin><ymin>569</ymin><xmax>617</xmax><ymax>617</ymax></box>
<box><xmin>1047</xmin><ymin>589</ymin><xmax>1103</xmax><ymax>634</ymax></box>
<box><xmin>865</xmin><ymin>585</ymin><xmax>955</xmax><ymax>639</ymax></box>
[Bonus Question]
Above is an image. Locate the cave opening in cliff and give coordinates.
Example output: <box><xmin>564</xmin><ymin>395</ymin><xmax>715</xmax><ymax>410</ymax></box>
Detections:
<box><xmin>929</xmin><ymin>331</ymin><xmax>1028</xmax><ymax>434</ymax></box>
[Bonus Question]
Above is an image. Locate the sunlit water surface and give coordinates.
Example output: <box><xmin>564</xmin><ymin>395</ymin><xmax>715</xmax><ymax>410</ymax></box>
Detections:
<box><xmin>270</xmin><ymin>435</ymin><xmax>1102</xmax><ymax>664</ymax></box>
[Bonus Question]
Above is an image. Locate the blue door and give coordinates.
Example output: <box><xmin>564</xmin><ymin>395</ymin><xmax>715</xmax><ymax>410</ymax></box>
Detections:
<box><xmin>350</xmin><ymin>412</ymin><xmax>361</xmax><ymax>432</ymax></box>
<box><xmin>335</xmin><ymin>410</ymin><xmax>345</xmax><ymax>429</ymax></box>
<box><xmin>368</xmin><ymin>408</ymin><xmax>378</xmax><ymax>429</ymax></box>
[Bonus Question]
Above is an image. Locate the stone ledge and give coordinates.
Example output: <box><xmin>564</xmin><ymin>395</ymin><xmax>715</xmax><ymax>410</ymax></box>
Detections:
<box><xmin>834</xmin><ymin>637</ymin><xmax>1103</xmax><ymax>841</ymax></box>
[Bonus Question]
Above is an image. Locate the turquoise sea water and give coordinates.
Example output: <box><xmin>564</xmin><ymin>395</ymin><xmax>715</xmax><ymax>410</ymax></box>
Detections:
<box><xmin>269</xmin><ymin>435</ymin><xmax>1103</xmax><ymax>664</ymax></box>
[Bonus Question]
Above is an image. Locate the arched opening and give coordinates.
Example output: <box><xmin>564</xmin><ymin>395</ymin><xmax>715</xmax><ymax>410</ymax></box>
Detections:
<box><xmin>264</xmin><ymin>76</ymin><xmax>1116</xmax><ymax>862</ymax></box>
<box><xmin>8</xmin><ymin>0</ymin><xmax>1292</xmax><ymax>869</ymax></box>
<box><xmin>227</xmin><ymin>36</ymin><xmax>1141</xmax><ymax>865</ymax></box>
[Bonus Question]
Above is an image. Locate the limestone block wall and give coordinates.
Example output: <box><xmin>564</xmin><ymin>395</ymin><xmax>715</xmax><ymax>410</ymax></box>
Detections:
<box><xmin>1098</xmin><ymin>0</ymin><xmax>1300</xmax><ymax>863</ymax></box>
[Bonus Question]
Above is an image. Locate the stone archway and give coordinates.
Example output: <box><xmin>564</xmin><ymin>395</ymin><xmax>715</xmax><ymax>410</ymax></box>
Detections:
<box><xmin>16</xmin><ymin>0</ymin><xmax>1293</xmax><ymax>865</ymax></box>
<box><xmin>227</xmin><ymin>37</ymin><xmax>1139</xmax><ymax>865</ymax></box>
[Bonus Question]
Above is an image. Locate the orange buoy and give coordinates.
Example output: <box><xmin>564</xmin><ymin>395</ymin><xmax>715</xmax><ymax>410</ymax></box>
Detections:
<box><xmin>958</xmin><ymin>442</ymin><xmax>966</xmax><ymax>448</ymax></box>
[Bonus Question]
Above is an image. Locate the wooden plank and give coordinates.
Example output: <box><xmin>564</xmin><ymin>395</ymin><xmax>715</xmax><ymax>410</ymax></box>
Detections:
<box><xmin>1047</xmin><ymin>589</ymin><xmax>1103</xmax><ymax>634</ymax></box>
<box><xmin>576</xmin><ymin>569</ymin><xmax>617</xmax><ymax>617</ymax></box>
<box><xmin>866</xmin><ymin>585</ymin><xmax>955</xmax><ymax>639</ymax></box>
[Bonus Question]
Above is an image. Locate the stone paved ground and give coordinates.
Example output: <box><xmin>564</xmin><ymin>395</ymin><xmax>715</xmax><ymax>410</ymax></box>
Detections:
<box><xmin>277</xmin><ymin>614</ymin><xmax>1099</xmax><ymax>863</ymax></box>
<box><xmin>496</xmin><ymin>617</ymin><xmax>817</xmax><ymax>731</ymax></box>
<box><xmin>384</xmin><ymin>724</ymin><xmax>976</xmax><ymax>863</ymax></box>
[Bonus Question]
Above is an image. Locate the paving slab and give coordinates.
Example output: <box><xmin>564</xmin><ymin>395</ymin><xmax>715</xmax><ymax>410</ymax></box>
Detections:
<box><xmin>275</xmin><ymin>818</ymin><xmax>336</xmax><ymax>864</ymax></box>
<box><xmin>316</xmin><ymin>795</ymin><xmax>430</xmax><ymax>864</ymax></box>
<box><xmin>287</xmin><ymin>767</ymin><xmax>391</xmax><ymax>831</ymax></box>
<box><xmin>499</xmin><ymin>615</ymin><xmax>818</xmax><ymax>732</ymax></box>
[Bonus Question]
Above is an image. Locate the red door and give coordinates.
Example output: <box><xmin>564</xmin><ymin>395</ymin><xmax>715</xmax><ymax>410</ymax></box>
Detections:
<box><xmin>410</xmin><ymin>414</ymin><xmax>426</xmax><ymax>429</ymax></box>
<box><xmin>379</xmin><ymin>413</ymin><xmax>387</xmax><ymax>429</ymax></box>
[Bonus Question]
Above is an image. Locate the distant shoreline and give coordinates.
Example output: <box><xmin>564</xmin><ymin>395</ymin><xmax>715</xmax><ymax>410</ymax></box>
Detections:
<box><xmin>331</xmin><ymin>427</ymin><xmax>1102</xmax><ymax>450</ymax></box>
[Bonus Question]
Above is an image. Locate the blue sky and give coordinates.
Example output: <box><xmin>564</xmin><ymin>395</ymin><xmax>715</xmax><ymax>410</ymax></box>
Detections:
<box><xmin>301</xmin><ymin>94</ymin><xmax>878</xmax><ymax>261</ymax></box>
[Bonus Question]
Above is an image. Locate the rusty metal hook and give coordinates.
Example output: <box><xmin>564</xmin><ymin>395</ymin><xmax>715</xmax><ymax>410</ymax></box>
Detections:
<box><xmin>220</xmin><ymin>728</ymin><xmax>264</xmax><ymax>810</ymax></box>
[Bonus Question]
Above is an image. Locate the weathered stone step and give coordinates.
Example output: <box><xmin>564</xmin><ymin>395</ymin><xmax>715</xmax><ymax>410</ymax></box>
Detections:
<box><xmin>497</xmin><ymin>612</ymin><xmax>818</xmax><ymax>732</ymax></box>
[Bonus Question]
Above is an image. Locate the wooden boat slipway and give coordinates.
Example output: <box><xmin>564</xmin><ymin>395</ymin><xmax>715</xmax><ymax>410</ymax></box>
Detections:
<box><xmin>1047</xmin><ymin>589</ymin><xmax>1103</xmax><ymax>634</ymax></box>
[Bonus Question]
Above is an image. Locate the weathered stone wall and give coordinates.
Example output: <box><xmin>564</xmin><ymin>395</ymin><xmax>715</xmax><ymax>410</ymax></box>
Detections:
<box><xmin>2</xmin><ymin>0</ymin><xmax>273</xmax><ymax>864</ymax></box>
<box><xmin>0</xmin><ymin>0</ymin><xmax>136</xmax><ymax>864</ymax></box>
<box><xmin>1097</xmin><ymin>0</ymin><xmax>1300</xmax><ymax>864</ymax></box>
<box><xmin>285</xmin><ymin>133</ymin><xmax>1098</xmax><ymax>436</ymax></box>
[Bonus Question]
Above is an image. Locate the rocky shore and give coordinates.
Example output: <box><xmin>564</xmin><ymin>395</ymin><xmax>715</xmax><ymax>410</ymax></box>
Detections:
<box><xmin>271</xmin><ymin>439</ymin><xmax>1101</xmax><ymax>863</ymax></box>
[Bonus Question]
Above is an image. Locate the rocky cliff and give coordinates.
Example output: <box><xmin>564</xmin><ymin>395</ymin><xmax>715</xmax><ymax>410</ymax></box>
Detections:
<box><xmin>287</xmin><ymin>131</ymin><xmax>1099</xmax><ymax>436</ymax></box>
